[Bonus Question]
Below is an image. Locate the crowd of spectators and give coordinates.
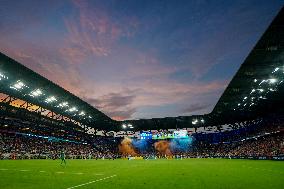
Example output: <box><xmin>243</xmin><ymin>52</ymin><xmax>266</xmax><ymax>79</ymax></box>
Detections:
<box><xmin>183</xmin><ymin>132</ymin><xmax>284</xmax><ymax>158</ymax></box>
<box><xmin>1</xmin><ymin>122</ymin><xmax>283</xmax><ymax>160</ymax></box>
<box><xmin>0</xmin><ymin>132</ymin><xmax>117</xmax><ymax>160</ymax></box>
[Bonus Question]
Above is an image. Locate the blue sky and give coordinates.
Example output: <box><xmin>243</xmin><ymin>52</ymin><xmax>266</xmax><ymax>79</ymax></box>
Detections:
<box><xmin>0</xmin><ymin>0</ymin><xmax>283</xmax><ymax>120</ymax></box>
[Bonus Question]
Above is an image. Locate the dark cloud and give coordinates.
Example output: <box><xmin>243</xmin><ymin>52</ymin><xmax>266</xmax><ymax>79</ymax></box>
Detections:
<box><xmin>84</xmin><ymin>92</ymin><xmax>137</xmax><ymax>120</ymax></box>
<box><xmin>182</xmin><ymin>103</ymin><xmax>211</xmax><ymax>114</ymax></box>
<box><xmin>103</xmin><ymin>108</ymin><xmax>137</xmax><ymax>121</ymax></box>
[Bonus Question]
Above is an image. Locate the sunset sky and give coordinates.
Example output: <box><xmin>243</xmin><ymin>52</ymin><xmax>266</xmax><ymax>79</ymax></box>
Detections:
<box><xmin>0</xmin><ymin>0</ymin><xmax>283</xmax><ymax>120</ymax></box>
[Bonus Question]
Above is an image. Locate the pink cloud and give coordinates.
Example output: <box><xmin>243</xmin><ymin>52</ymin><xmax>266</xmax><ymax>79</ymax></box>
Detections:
<box><xmin>60</xmin><ymin>0</ymin><xmax>139</xmax><ymax>65</ymax></box>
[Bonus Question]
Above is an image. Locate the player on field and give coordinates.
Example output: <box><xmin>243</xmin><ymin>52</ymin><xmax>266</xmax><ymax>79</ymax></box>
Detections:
<box><xmin>60</xmin><ymin>150</ymin><xmax>66</xmax><ymax>166</ymax></box>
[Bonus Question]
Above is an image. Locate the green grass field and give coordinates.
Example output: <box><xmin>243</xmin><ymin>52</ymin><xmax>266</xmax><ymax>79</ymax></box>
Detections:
<box><xmin>0</xmin><ymin>159</ymin><xmax>283</xmax><ymax>189</ymax></box>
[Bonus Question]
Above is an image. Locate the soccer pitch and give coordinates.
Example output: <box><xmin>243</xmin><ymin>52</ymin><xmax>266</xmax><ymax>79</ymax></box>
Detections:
<box><xmin>0</xmin><ymin>159</ymin><xmax>283</xmax><ymax>189</ymax></box>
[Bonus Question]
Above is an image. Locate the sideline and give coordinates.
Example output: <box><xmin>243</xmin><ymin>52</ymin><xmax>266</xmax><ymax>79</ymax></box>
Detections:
<box><xmin>66</xmin><ymin>175</ymin><xmax>117</xmax><ymax>189</ymax></box>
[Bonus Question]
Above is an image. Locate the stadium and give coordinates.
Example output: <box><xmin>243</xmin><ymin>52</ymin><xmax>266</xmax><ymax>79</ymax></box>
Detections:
<box><xmin>0</xmin><ymin>1</ymin><xmax>284</xmax><ymax>189</ymax></box>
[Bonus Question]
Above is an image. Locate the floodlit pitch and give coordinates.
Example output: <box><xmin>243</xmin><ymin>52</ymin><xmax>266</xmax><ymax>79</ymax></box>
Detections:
<box><xmin>0</xmin><ymin>159</ymin><xmax>283</xmax><ymax>189</ymax></box>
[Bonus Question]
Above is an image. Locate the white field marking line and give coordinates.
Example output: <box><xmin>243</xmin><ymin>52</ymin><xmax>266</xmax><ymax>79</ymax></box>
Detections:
<box><xmin>94</xmin><ymin>173</ymin><xmax>104</xmax><ymax>175</ymax></box>
<box><xmin>66</xmin><ymin>174</ymin><xmax>117</xmax><ymax>189</ymax></box>
<box><xmin>39</xmin><ymin>171</ymin><xmax>46</xmax><ymax>173</ymax></box>
<box><xmin>72</xmin><ymin>172</ymin><xmax>84</xmax><ymax>175</ymax></box>
<box><xmin>0</xmin><ymin>168</ymin><xmax>8</xmax><ymax>171</ymax></box>
<box><xmin>19</xmin><ymin>170</ymin><xmax>30</xmax><ymax>172</ymax></box>
<box><xmin>56</xmin><ymin>172</ymin><xmax>65</xmax><ymax>174</ymax></box>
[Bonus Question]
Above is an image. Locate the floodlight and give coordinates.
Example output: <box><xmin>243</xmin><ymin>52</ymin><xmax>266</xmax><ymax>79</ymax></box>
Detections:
<box><xmin>259</xmin><ymin>80</ymin><xmax>266</xmax><ymax>85</ymax></box>
<box><xmin>30</xmin><ymin>89</ymin><xmax>43</xmax><ymax>97</ymax></box>
<box><xmin>269</xmin><ymin>88</ymin><xmax>276</xmax><ymax>92</ymax></box>
<box><xmin>68</xmin><ymin>107</ymin><xmax>77</xmax><ymax>112</ymax></box>
<box><xmin>272</xmin><ymin>67</ymin><xmax>279</xmax><ymax>73</ymax></box>
<box><xmin>0</xmin><ymin>73</ymin><xmax>8</xmax><ymax>80</ymax></box>
<box><xmin>192</xmin><ymin>119</ymin><xmax>198</xmax><ymax>125</ymax></box>
<box><xmin>201</xmin><ymin>119</ymin><xmax>205</xmax><ymax>123</ymax></box>
<box><xmin>253</xmin><ymin>79</ymin><xmax>257</xmax><ymax>82</ymax></box>
<box><xmin>268</xmin><ymin>78</ymin><xmax>277</xmax><ymax>84</ymax></box>
<box><xmin>122</xmin><ymin>124</ymin><xmax>127</xmax><ymax>128</ymax></box>
<box><xmin>45</xmin><ymin>96</ymin><xmax>57</xmax><ymax>103</ymax></box>
<box><xmin>79</xmin><ymin>111</ymin><xmax>85</xmax><ymax>116</ymax></box>
<box><xmin>58</xmin><ymin>102</ymin><xmax>68</xmax><ymax>107</ymax></box>
<box><xmin>10</xmin><ymin>80</ymin><xmax>25</xmax><ymax>90</ymax></box>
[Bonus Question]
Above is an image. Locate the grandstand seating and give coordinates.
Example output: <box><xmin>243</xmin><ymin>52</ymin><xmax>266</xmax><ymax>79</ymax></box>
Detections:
<box><xmin>1</xmin><ymin>118</ymin><xmax>283</xmax><ymax>160</ymax></box>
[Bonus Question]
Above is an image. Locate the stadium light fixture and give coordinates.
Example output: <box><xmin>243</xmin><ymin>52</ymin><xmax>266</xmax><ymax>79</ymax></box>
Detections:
<box><xmin>272</xmin><ymin>67</ymin><xmax>279</xmax><ymax>73</ymax></box>
<box><xmin>45</xmin><ymin>96</ymin><xmax>57</xmax><ymax>103</ymax></box>
<box><xmin>268</xmin><ymin>78</ymin><xmax>277</xmax><ymax>84</ymax></box>
<box><xmin>269</xmin><ymin>88</ymin><xmax>276</xmax><ymax>92</ymax></box>
<box><xmin>259</xmin><ymin>80</ymin><xmax>266</xmax><ymax>85</ymax></box>
<box><xmin>10</xmin><ymin>80</ymin><xmax>26</xmax><ymax>90</ymax></box>
<box><xmin>68</xmin><ymin>107</ymin><xmax>77</xmax><ymax>112</ymax></box>
<box><xmin>79</xmin><ymin>111</ymin><xmax>85</xmax><ymax>116</ymax></box>
<box><xmin>30</xmin><ymin>89</ymin><xmax>43</xmax><ymax>97</ymax></box>
<box><xmin>192</xmin><ymin>119</ymin><xmax>198</xmax><ymax>125</ymax></box>
<box><xmin>0</xmin><ymin>72</ymin><xmax>8</xmax><ymax>80</ymax></box>
<box><xmin>58</xmin><ymin>102</ymin><xmax>68</xmax><ymax>107</ymax></box>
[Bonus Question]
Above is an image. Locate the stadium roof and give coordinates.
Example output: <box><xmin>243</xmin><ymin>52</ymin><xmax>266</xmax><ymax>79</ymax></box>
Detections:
<box><xmin>0</xmin><ymin>53</ymin><xmax>117</xmax><ymax>130</ymax></box>
<box><xmin>212</xmin><ymin>6</ymin><xmax>284</xmax><ymax>120</ymax></box>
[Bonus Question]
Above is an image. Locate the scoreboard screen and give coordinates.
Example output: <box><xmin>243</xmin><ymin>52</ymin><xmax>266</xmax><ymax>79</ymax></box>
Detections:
<box><xmin>139</xmin><ymin>130</ymin><xmax>189</xmax><ymax>140</ymax></box>
<box><xmin>140</xmin><ymin>132</ymin><xmax>152</xmax><ymax>140</ymax></box>
<box><xmin>152</xmin><ymin>132</ymin><xmax>174</xmax><ymax>140</ymax></box>
<box><xmin>173</xmin><ymin>130</ymin><xmax>189</xmax><ymax>138</ymax></box>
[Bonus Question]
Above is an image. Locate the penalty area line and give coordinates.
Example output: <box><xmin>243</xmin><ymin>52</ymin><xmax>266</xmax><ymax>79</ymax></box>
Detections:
<box><xmin>66</xmin><ymin>174</ymin><xmax>117</xmax><ymax>189</ymax></box>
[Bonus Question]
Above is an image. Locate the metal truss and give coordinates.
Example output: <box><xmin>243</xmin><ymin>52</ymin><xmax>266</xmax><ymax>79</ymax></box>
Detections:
<box><xmin>0</xmin><ymin>94</ymin><xmax>87</xmax><ymax>132</ymax></box>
